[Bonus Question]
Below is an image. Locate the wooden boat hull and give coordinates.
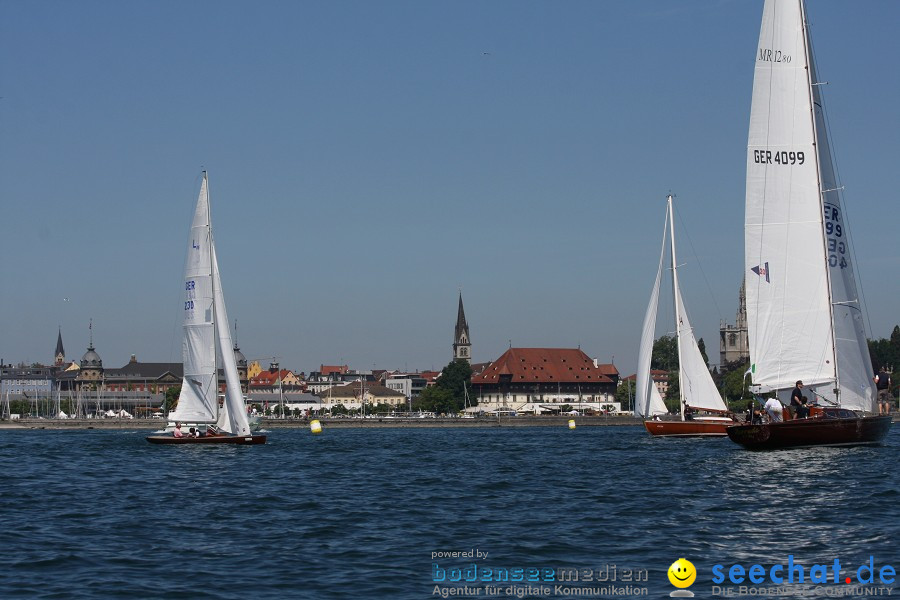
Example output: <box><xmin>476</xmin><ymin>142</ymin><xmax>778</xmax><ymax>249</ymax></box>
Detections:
<box><xmin>145</xmin><ymin>434</ymin><xmax>267</xmax><ymax>445</ymax></box>
<box><xmin>726</xmin><ymin>415</ymin><xmax>891</xmax><ymax>450</ymax></box>
<box><xmin>643</xmin><ymin>419</ymin><xmax>733</xmax><ymax>437</ymax></box>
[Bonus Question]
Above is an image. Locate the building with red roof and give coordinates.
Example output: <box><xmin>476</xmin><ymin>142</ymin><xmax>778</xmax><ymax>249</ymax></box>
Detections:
<box><xmin>249</xmin><ymin>367</ymin><xmax>304</xmax><ymax>392</ymax></box>
<box><xmin>621</xmin><ymin>370</ymin><xmax>670</xmax><ymax>397</ymax></box>
<box><xmin>320</xmin><ymin>365</ymin><xmax>349</xmax><ymax>377</ymax></box>
<box><xmin>471</xmin><ymin>348</ymin><xmax>619</xmax><ymax>413</ymax></box>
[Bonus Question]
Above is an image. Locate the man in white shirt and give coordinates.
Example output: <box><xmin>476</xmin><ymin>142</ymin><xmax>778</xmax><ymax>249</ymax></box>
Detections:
<box><xmin>763</xmin><ymin>397</ymin><xmax>784</xmax><ymax>422</ymax></box>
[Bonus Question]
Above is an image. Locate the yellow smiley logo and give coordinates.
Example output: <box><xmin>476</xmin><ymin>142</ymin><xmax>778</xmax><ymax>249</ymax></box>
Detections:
<box><xmin>667</xmin><ymin>558</ymin><xmax>696</xmax><ymax>588</ymax></box>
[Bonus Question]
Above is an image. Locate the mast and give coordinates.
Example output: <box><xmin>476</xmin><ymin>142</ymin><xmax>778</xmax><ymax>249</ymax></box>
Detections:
<box><xmin>799</xmin><ymin>0</ymin><xmax>840</xmax><ymax>401</ymax></box>
<box><xmin>667</xmin><ymin>195</ymin><xmax>686</xmax><ymax>421</ymax></box>
<box><xmin>205</xmin><ymin>171</ymin><xmax>221</xmax><ymax>419</ymax></box>
<box><xmin>278</xmin><ymin>359</ymin><xmax>284</xmax><ymax>419</ymax></box>
<box><xmin>799</xmin><ymin>0</ymin><xmax>841</xmax><ymax>406</ymax></box>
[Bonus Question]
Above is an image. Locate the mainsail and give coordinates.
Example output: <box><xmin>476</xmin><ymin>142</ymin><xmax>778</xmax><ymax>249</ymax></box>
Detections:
<box><xmin>170</xmin><ymin>174</ymin><xmax>219</xmax><ymax>423</ymax></box>
<box><xmin>744</xmin><ymin>0</ymin><xmax>874</xmax><ymax>411</ymax></box>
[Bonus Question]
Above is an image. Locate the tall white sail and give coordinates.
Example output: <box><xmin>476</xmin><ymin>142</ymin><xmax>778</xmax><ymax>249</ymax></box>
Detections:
<box><xmin>635</xmin><ymin>207</ymin><xmax>670</xmax><ymax>418</ymax></box>
<box><xmin>744</xmin><ymin>0</ymin><xmax>836</xmax><ymax>392</ymax></box>
<box><xmin>674</xmin><ymin>284</ymin><xmax>728</xmax><ymax>412</ymax></box>
<box><xmin>170</xmin><ymin>173</ymin><xmax>219</xmax><ymax>423</ymax></box>
<box><xmin>212</xmin><ymin>248</ymin><xmax>252</xmax><ymax>436</ymax></box>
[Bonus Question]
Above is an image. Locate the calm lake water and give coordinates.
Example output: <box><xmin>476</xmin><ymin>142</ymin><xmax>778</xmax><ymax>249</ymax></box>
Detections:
<box><xmin>0</xmin><ymin>425</ymin><xmax>897</xmax><ymax>599</ymax></box>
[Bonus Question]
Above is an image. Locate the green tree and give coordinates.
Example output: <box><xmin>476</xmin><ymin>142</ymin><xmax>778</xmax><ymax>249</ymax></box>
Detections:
<box><xmin>164</xmin><ymin>386</ymin><xmax>181</xmax><ymax>413</ymax></box>
<box><xmin>615</xmin><ymin>380</ymin><xmax>635</xmax><ymax>413</ymax></box>
<box><xmin>412</xmin><ymin>359</ymin><xmax>474</xmax><ymax>414</ymax></box>
<box><xmin>719</xmin><ymin>360</ymin><xmax>752</xmax><ymax>411</ymax></box>
<box><xmin>414</xmin><ymin>386</ymin><xmax>456</xmax><ymax>414</ymax></box>
<box><xmin>664</xmin><ymin>371</ymin><xmax>680</xmax><ymax>412</ymax></box>
<box><xmin>890</xmin><ymin>325</ymin><xmax>900</xmax><ymax>358</ymax></box>
<box><xmin>435</xmin><ymin>360</ymin><xmax>474</xmax><ymax>405</ymax></box>
<box><xmin>868</xmin><ymin>325</ymin><xmax>900</xmax><ymax>398</ymax></box>
<box><xmin>651</xmin><ymin>336</ymin><xmax>678</xmax><ymax>371</ymax></box>
<box><xmin>697</xmin><ymin>338</ymin><xmax>709</xmax><ymax>367</ymax></box>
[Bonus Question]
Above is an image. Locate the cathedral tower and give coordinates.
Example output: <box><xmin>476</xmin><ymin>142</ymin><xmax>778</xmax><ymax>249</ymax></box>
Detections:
<box><xmin>453</xmin><ymin>292</ymin><xmax>471</xmax><ymax>363</ymax></box>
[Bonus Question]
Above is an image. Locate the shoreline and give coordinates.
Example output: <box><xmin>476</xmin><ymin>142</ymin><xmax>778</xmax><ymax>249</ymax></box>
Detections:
<box><xmin>0</xmin><ymin>415</ymin><xmax>645</xmax><ymax>430</ymax></box>
<box><xmin>3</xmin><ymin>414</ymin><xmax>895</xmax><ymax>430</ymax></box>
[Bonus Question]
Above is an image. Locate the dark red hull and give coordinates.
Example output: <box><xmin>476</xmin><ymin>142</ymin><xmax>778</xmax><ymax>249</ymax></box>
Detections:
<box><xmin>643</xmin><ymin>419</ymin><xmax>736</xmax><ymax>437</ymax></box>
<box><xmin>726</xmin><ymin>415</ymin><xmax>891</xmax><ymax>450</ymax></box>
<box><xmin>146</xmin><ymin>434</ymin><xmax>267</xmax><ymax>445</ymax></box>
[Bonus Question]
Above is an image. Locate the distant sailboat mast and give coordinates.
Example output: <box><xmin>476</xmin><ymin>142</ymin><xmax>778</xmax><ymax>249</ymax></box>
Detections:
<box><xmin>207</xmin><ymin>171</ymin><xmax>221</xmax><ymax>421</ymax></box>
<box><xmin>667</xmin><ymin>196</ymin><xmax>686</xmax><ymax>421</ymax></box>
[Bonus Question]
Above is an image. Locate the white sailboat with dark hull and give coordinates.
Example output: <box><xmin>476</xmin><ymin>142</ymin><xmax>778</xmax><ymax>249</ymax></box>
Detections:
<box><xmin>726</xmin><ymin>0</ymin><xmax>891</xmax><ymax>449</ymax></box>
<box><xmin>147</xmin><ymin>172</ymin><xmax>266</xmax><ymax>445</ymax></box>
<box><xmin>638</xmin><ymin>195</ymin><xmax>738</xmax><ymax>437</ymax></box>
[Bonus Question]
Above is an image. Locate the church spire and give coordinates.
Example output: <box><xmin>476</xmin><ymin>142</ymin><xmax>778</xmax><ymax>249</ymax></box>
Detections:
<box><xmin>453</xmin><ymin>291</ymin><xmax>471</xmax><ymax>363</ymax></box>
<box><xmin>55</xmin><ymin>328</ymin><xmax>65</xmax><ymax>366</ymax></box>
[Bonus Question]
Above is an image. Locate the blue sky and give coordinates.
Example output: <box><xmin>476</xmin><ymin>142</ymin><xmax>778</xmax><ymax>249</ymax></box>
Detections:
<box><xmin>2</xmin><ymin>0</ymin><xmax>898</xmax><ymax>377</ymax></box>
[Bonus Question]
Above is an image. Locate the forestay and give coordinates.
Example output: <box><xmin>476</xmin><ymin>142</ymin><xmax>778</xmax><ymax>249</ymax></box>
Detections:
<box><xmin>635</xmin><ymin>209</ymin><xmax>669</xmax><ymax>418</ymax></box>
<box><xmin>668</xmin><ymin>196</ymin><xmax>727</xmax><ymax>414</ymax></box>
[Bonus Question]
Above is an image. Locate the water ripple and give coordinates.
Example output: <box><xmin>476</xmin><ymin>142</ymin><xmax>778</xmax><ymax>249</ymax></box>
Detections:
<box><xmin>0</xmin><ymin>426</ymin><xmax>896</xmax><ymax>598</ymax></box>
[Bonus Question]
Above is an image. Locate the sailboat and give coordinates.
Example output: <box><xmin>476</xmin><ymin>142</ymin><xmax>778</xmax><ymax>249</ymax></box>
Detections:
<box><xmin>726</xmin><ymin>0</ymin><xmax>891</xmax><ymax>450</ymax></box>
<box><xmin>637</xmin><ymin>195</ymin><xmax>738</xmax><ymax>437</ymax></box>
<box><xmin>147</xmin><ymin>172</ymin><xmax>266</xmax><ymax>445</ymax></box>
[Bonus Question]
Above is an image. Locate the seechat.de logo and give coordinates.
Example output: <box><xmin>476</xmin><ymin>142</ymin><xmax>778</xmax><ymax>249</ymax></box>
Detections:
<box><xmin>668</xmin><ymin>558</ymin><xmax>696</xmax><ymax>598</ymax></box>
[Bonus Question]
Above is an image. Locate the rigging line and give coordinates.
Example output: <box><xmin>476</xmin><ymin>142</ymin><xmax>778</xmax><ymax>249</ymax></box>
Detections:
<box><xmin>806</xmin><ymin>6</ymin><xmax>872</xmax><ymax>342</ymax></box>
<box><xmin>817</xmin><ymin>79</ymin><xmax>873</xmax><ymax>340</ymax></box>
<box><xmin>671</xmin><ymin>201</ymin><xmax>724</xmax><ymax>326</ymax></box>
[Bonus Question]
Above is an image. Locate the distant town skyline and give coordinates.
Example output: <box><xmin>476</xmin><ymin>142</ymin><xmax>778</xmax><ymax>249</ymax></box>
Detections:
<box><xmin>2</xmin><ymin>1</ymin><xmax>899</xmax><ymax>377</ymax></box>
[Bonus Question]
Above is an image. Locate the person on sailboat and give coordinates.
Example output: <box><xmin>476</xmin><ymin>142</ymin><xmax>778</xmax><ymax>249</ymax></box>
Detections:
<box><xmin>796</xmin><ymin>396</ymin><xmax>811</xmax><ymax>419</ymax></box>
<box><xmin>173</xmin><ymin>423</ymin><xmax>184</xmax><ymax>438</ymax></box>
<box><xmin>763</xmin><ymin>397</ymin><xmax>784</xmax><ymax>423</ymax></box>
<box><xmin>789</xmin><ymin>381</ymin><xmax>804</xmax><ymax>418</ymax></box>
<box><xmin>874</xmin><ymin>368</ymin><xmax>891</xmax><ymax>416</ymax></box>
